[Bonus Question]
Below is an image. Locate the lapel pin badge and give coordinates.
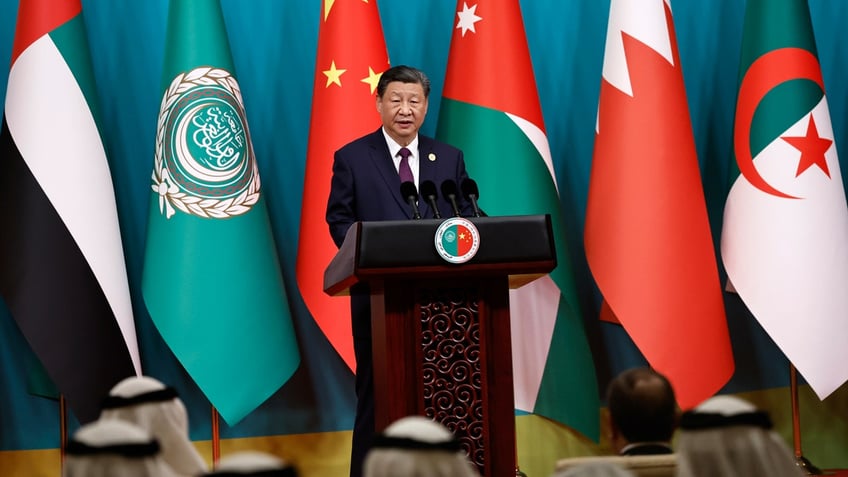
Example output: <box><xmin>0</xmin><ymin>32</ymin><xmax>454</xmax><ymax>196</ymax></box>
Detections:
<box><xmin>429</xmin><ymin>153</ymin><xmax>436</xmax><ymax>162</ymax></box>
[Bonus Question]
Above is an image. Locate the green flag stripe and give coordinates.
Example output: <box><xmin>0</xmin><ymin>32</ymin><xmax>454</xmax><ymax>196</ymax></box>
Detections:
<box><xmin>50</xmin><ymin>15</ymin><xmax>105</xmax><ymax>140</ymax></box>
<box><xmin>438</xmin><ymin>99</ymin><xmax>576</xmax><ymax>294</ymax></box>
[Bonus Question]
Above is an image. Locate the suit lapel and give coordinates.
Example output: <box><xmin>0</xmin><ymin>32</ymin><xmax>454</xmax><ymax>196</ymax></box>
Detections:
<box><xmin>418</xmin><ymin>136</ymin><xmax>440</xmax><ymax>219</ymax></box>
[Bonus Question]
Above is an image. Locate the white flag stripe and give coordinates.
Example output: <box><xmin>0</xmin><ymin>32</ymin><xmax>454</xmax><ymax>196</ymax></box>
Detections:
<box><xmin>506</xmin><ymin>112</ymin><xmax>558</xmax><ymax>193</ymax></box>
<box><xmin>510</xmin><ymin>275</ymin><xmax>559</xmax><ymax>412</ymax></box>
<box><xmin>722</xmin><ymin>99</ymin><xmax>848</xmax><ymax>398</ymax></box>
<box><xmin>6</xmin><ymin>35</ymin><xmax>141</xmax><ymax>375</ymax></box>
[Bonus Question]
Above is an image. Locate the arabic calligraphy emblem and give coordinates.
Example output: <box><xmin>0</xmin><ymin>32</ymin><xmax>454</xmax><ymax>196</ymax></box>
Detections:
<box><xmin>152</xmin><ymin>67</ymin><xmax>260</xmax><ymax>219</ymax></box>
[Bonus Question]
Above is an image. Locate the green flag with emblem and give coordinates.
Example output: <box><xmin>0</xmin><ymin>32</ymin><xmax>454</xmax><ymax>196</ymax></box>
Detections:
<box><xmin>142</xmin><ymin>0</ymin><xmax>300</xmax><ymax>424</ymax></box>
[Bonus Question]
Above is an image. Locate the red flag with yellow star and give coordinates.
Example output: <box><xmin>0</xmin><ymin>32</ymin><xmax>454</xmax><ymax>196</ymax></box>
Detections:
<box><xmin>296</xmin><ymin>0</ymin><xmax>389</xmax><ymax>371</ymax></box>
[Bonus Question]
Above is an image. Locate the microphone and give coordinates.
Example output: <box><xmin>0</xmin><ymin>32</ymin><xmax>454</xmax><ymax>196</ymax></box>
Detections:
<box><xmin>400</xmin><ymin>181</ymin><xmax>422</xmax><ymax>219</ymax></box>
<box><xmin>419</xmin><ymin>180</ymin><xmax>442</xmax><ymax>219</ymax></box>
<box><xmin>460</xmin><ymin>178</ymin><xmax>483</xmax><ymax>217</ymax></box>
<box><xmin>440</xmin><ymin>180</ymin><xmax>462</xmax><ymax>217</ymax></box>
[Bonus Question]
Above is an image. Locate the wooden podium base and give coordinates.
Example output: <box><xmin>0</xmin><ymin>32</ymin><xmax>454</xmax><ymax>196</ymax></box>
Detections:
<box><xmin>371</xmin><ymin>277</ymin><xmax>516</xmax><ymax>477</ymax></box>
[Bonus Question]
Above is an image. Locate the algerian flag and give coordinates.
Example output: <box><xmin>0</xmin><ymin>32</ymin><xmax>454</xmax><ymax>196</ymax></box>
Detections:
<box><xmin>142</xmin><ymin>0</ymin><xmax>300</xmax><ymax>424</ymax></box>
<box><xmin>721</xmin><ymin>0</ymin><xmax>848</xmax><ymax>399</ymax></box>
<box><xmin>437</xmin><ymin>0</ymin><xmax>599</xmax><ymax>439</ymax></box>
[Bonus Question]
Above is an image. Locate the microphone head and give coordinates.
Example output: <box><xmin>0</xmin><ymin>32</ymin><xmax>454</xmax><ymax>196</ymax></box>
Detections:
<box><xmin>440</xmin><ymin>179</ymin><xmax>458</xmax><ymax>198</ymax></box>
<box><xmin>461</xmin><ymin>178</ymin><xmax>479</xmax><ymax>198</ymax></box>
<box><xmin>420</xmin><ymin>180</ymin><xmax>438</xmax><ymax>199</ymax></box>
<box><xmin>400</xmin><ymin>181</ymin><xmax>419</xmax><ymax>200</ymax></box>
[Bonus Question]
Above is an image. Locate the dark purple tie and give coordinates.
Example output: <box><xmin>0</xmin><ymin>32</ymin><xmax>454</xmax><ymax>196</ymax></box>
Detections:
<box><xmin>398</xmin><ymin>147</ymin><xmax>414</xmax><ymax>183</ymax></box>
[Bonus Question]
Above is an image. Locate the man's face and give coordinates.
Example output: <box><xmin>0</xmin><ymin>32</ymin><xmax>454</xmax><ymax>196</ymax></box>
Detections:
<box><xmin>376</xmin><ymin>81</ymin><xmax>428</xmax><ymax>146</ymax></box>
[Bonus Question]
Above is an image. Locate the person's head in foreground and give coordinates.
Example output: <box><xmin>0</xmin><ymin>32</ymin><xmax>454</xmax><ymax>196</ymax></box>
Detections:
<box><xmin>675</xmin><ymin>395</ymin><xmax>806</xmax><ymax>477</ymax></box>
<box><xmin>63</xmin><ymin>418</ymin><xmax>177</xmax><ymax>477</ymax></box>
<box><xmin>199</xmin><ymin>450</ymin><xmax>298</xmax><ymax>476</ymax></box>
<box><xmin>363</xmin><ymin>415</ymin><xmax>480</xmax><ymax>477</ymax></box>
<box><xmin>606</xmin><ymin>366</ymin><xmax>678</xmax><ymax>455</ymax></box>
<box><xmin>100</xmin><ymin>375</ymin><xmax>207</xmax><ymax>476</ymax></box>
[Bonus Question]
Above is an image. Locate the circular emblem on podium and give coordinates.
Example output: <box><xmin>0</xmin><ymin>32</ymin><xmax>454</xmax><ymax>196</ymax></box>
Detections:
<box><xmin>435</xmin><ymin>217</ymin><xmax>480</xmax><ymax>264</ymax></box>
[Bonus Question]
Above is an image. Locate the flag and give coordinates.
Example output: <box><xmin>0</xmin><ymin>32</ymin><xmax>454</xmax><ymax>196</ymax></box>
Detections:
<box><xmin>584</xmin><ymin>0</ymin><xmax>734</xmax><ymax>410</ymax></box>
<box><xmin>0</xmin><ymin>0</ymin><xmax>141</xmax><ymax>423</ymax></box>
<box><xmin>436</xmin><ymin>0</ymin><xmax>600</xmax><ymax>439</ymax></box>
<box><xmin>142</xmin><ymin>0</ymin><xmax>300</xmax><ymax>424</ymax></box>
<box><xmin>296</xmin><ymin>0</ymin><xmax>389</xmax><ymax>372</ymax></box>
<box><xmin>721</xmin><ymin>0</ymin><xmax>848</xmax><ymax>399</ymax></box>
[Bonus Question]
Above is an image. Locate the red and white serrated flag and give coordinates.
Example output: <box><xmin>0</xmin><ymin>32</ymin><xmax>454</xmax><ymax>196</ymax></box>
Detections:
<box><xmin>296</xmin><ymin>0</ymin><xmax>389</xmax><ymax>371</ymax></box>
<box><xmin>585</xmin><ymin>0</ymin><xmax>734</xmax><ymax>409</ymax></box>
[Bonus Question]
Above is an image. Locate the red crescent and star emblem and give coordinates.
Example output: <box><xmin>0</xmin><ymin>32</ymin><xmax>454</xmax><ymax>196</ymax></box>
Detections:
<box><xmin>735</xmin><ymin>47</ymin><xmax>832</xmax><ymax>199</ymax></box>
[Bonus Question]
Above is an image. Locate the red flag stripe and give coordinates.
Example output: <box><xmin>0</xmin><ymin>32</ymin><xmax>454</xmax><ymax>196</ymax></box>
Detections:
<box><xmin>441</xmin><ymin>0</ymin><xmax>544</xmax><ymax>130</ymax></box>
<box><xmin>11</xmin><ymin>0</ymin><xmax>80</xmax><ymax>65</ymax></box>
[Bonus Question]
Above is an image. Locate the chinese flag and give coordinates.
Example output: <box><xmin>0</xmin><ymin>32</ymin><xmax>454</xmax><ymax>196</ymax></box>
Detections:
<box><xmin>296</xmin><ymin>0</ymin><xmax>389</xmax><ymax>371</ymax></box>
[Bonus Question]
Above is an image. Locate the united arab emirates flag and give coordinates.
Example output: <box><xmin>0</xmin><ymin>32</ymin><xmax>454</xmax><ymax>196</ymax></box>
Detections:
<box><xmin>721</xmin><ymin>0</ymin><xmax>848</xmax><ymax>399</ymax></box>
<box><xmin>0</xmin><ymin>0</ymin><xmax>140</xmax><ymax>423</ymax></box>
<box><xmin>142</xmin><ymin>0</ymin><xmax>300</xmax><ymax>424</ymax></box>
<box><xmin>436</xmin><ymin>0</ymin><xmax>599</xmax><ymax>439</ymax></box>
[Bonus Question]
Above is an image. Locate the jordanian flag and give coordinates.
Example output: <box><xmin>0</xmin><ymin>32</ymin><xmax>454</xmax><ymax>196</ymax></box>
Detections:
<box><xmin>436</xmin><ymin>0</ymin><xmax>599</xmax><ymax>438</ymax></box>
<box><xmin>142</xmin><ymin>0</ymin><xmax>300</xmax><ymax>424</ymax></box>
<box><xmin>721</xmin><ymin>0</ymin><xmax>848</xmax><ymax>399</ymax></box>
<box><xmin>0</xmin><ymin>0</ymin><xmax>140</xmax><ymax>423</ymax></box>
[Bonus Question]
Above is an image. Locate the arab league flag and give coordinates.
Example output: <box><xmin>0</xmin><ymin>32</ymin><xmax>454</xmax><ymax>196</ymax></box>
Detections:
<box><xmin>436</xmin><ymin>0</ymin><xmax>599</xmax><ymax>439</ymax></box>
<box><xmin>0</xmin><ymin>0</ymin><xmax>140</xmax><ymax>423</ymax></box>
<box><xmin>584</xmin><ymin>0</ymin><xmax>734</xmax><ymax>409</ymax></box>
<box><xmin>142</xmin><ymin>0</ymin><xmax>300</xmax><ymax>424</ymax></box>
<box><xmin>721</xmin><ymin>0</ymin><xmax>848</xmax><ymax>399</ymax></box>
<box><xmin>297</xmin><ymin>0</ymin><xmax>389</xmax><ymax>372</ymax></box>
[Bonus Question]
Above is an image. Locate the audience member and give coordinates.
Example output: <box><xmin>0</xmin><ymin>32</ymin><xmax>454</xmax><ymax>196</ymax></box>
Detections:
<box><xmin>363</xmin><ymin>415</ymin><xmax>480</xmax><ymax>477</ymax></box>
<box><xmin>199</xmin><ymin>450</ymin><xmax>298</xmax><ymax>476</ymax></box>
<box><xmin>552</xmin><ymin>461</ymin><xmax>636</xmax><ymax>477</ymax></box>
<box><xmin>606</xmin><ymin>367</ymin><xmax>678</xmax><ymax>455</ymax></box>
<box><xmin>100</xmin><ymin>375</ymin><xmax>208</xmax><ymax>476</ymax></box>
<box><xmin>675</xmin><ymin>395</ymin><xmax>806</xmax><ymax>477</ymax></box>
<box><xmin>64</xmin><ymin>418</ymin><xmax>178</xmax><ymax>477</ymax></box>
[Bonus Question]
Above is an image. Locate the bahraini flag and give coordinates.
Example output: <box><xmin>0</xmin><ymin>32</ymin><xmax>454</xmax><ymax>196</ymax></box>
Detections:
<box><xmin>584</xmin><ymin>0</ymin><xmax>734</xmax><ymax>410</ymax></box>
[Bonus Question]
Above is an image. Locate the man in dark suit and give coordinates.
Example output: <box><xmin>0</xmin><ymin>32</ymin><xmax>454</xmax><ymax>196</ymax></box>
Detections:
<box><xmin>325</xmin><ymin>65</ymin><xmax>476</xmax><ymax>477</ymax></box>
<box><xmin>607</xmin><ymin>367</ymin><xmax>678</xmax><ymax>456</ymax></box>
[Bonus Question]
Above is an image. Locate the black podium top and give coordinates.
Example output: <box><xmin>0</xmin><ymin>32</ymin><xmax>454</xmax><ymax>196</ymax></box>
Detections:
<box><xmin>323</xmin><ymin>215</ymin><xmax>556</xmax><ymax>295</ymax></box>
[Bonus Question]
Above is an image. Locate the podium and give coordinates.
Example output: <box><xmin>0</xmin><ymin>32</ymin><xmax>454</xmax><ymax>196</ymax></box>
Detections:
<box><xmin>324</xmin><ymin>215</ymin><xmax>556</xmax><ymax>477</ymax></box>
